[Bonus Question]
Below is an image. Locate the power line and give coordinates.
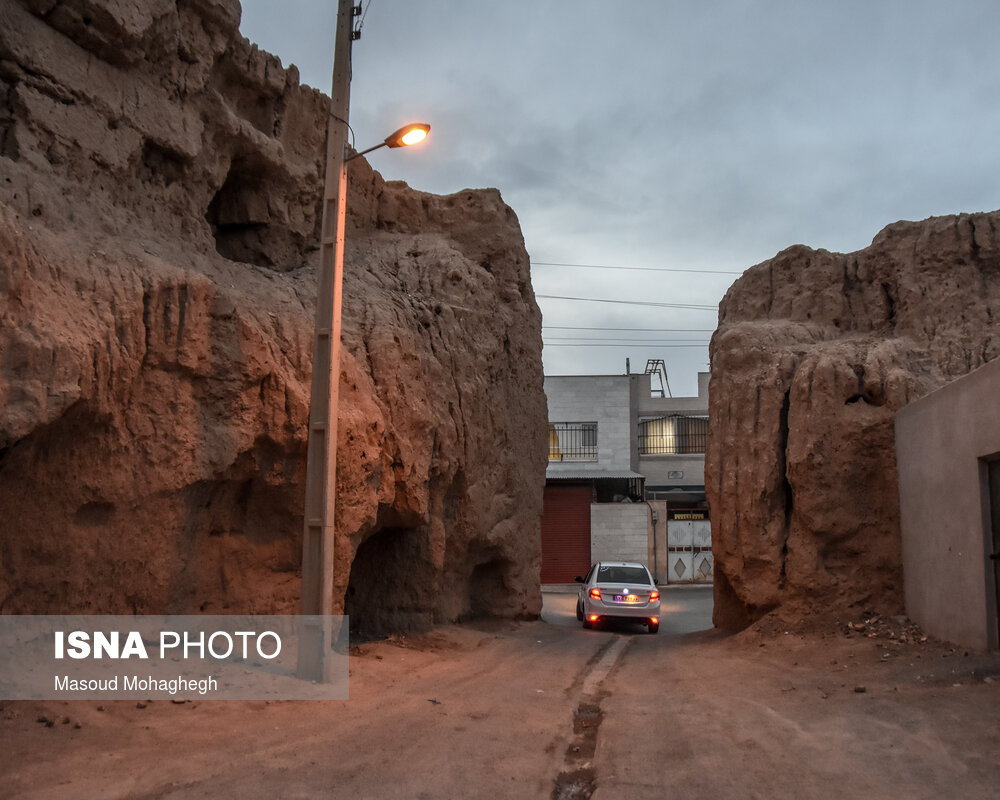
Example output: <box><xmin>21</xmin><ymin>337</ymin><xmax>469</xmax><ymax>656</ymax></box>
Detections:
<box><xmin>545</xmin><ymin>337</ymin><xmax>709</xmax><ymax>344</ymax></box>
<box><xmin>536</xmin><ymin>294</ymin><xmax>717</xmax><ymax>310</ymax></box>
<box><xmin>542</xmin><ymin>342</ymin><xmax>708</xmax><ymax>350</ymax></box>
<box><xmin>356</xmin><ymin>0</ymin><xmax>373</xmax><ymax>35</ymax></box>
<box><xmin>534</xmin><ymin>261</ymin><xmax>742</xmax><ymax>276</ymax></box>
<box><xmin>544</xmin><ymin>325</ymin><xmax>715</xmax><ymax>332</ymax></box>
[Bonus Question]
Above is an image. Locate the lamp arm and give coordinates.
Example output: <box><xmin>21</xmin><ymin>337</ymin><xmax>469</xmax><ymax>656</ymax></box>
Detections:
<box><xmin>345</xmin><ymin>141</ymin><xmax>386</xmax><ymax>162</ymax></box>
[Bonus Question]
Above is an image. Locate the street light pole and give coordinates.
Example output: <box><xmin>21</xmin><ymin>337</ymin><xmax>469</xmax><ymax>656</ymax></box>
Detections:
<box><xmin>299</xmin><ymin>0</ymin><xmax>356</xmax><ymax>682</ymax></box>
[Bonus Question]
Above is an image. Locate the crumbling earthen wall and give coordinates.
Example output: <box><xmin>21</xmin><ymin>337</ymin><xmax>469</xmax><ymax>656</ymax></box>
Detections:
<box><xmin>0</xmin><ymin>0</ymin><xmax>547</xmax><ymax>632</ymax></box>
<box><xmin>707</xmin><ymin>212</ymin><xmax>1000</xmax><ymax>628</ymax></box>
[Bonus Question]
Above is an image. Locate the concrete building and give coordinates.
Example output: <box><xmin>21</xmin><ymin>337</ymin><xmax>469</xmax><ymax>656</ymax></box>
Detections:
<box><xmin>637</xmin><ymin>370</ymin><xmax>710</xmax><ymax>503</ymax></box>
<box><xmin>541</xmin><ymin>366</ymin><xmax>711</xmax><ymax>585</ymax></box>
<box><xmin>896</xmin><ymin>357</ymin><xmax>1000</xmax><ymax>651</ymax></box>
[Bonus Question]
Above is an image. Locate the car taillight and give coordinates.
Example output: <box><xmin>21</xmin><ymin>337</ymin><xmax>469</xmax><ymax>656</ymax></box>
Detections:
<box><xmin>650</xmin><ymin>617</ymin><xmax>659</xmax><ymax>625</ymax></box>
<box><xmin>589</xmin><ymin>587</ymin><xmax>602</xmax><ymax>600</ymax></box>
<box><xmin>589</xmin><ymin>614</ymin><xmax>599</xmax><ymax>623</ymax></box>
<box><xmin>649</xmin><ymin>590</ymin><xmax>660</xmax><ymax>602</ymax></box>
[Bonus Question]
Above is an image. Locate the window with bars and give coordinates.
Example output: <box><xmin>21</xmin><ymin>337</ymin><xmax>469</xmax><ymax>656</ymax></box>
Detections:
<box><xmin>548</xmin><ymin>422</ymin><xmax>598</xmax><ymax>461</ymax></box>
<box><xmin>638</xmin><ymin>415</ymin><xmax>709</xmax><ymax>455</ymax></box>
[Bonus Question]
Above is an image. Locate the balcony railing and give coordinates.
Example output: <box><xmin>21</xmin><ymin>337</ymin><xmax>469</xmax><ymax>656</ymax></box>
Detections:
<box><xmin>548</xmin><ymin>422</ymin><xmax>598</xmax><ymax>461</ymax></box>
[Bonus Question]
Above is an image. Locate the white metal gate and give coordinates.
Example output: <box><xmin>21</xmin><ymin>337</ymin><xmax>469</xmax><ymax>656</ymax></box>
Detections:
<box><xmin>666</xmin><ymin>519</ymin><xmax>713</xmax><ymax>583</ymax></box>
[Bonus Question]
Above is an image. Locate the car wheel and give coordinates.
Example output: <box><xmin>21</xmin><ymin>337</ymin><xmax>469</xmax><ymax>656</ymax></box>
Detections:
<box><xmin>647</xmin><ymin>621</ymin><xmax>659</xmax><ymax>634</ymax></box>
<box><xmin>576</xmin><ymin>600</ymin><xmax>584</xmax><ymax>621</ymax></box>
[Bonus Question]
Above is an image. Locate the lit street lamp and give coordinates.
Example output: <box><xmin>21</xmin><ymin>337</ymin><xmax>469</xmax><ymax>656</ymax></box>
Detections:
<box><xmin>298</xmin><ymin>0</ymin><xmax>430</xmax><ymax>682</ymax></box>
<box><xmin>348</xmin><ymin>123</ymin><xmax>431</xmax><ymax>161</ymax></box>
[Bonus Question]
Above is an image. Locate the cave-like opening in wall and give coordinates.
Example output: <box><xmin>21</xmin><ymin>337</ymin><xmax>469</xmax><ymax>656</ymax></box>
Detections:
<box><xmin>344</xmin><ymin>526</ymin><xmax>435</xmax><ymax>640</ymax></box>
<box><xmin>204</xmin><ymin>154</ymin><xmax>305</xmax><ymax>271</ymax></box>
<box><xmin>466</xmin><ymin>553</ymin><xmax>516</xmax><ymax>620</ymax></box>
<box><xmin>205</xmin><ymin>155</ymin><xmax>272</xmax><ymax>266</ymax></box>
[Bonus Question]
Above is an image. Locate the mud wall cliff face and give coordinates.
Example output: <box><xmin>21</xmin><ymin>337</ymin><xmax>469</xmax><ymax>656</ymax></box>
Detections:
<box><xmin>0</xmin><ymin>0</ymin><xmax>547</xmax><ymax>630</ymax></box>
<box><xmin>706</xmin><ymin>212</ymin><xmax>1000</xmax><ymax>628</ymax></box>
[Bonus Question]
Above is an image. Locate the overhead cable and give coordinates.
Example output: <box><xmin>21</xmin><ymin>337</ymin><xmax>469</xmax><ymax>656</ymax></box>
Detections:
<box><xmin>533</xmin><ymin>261</ymin><xmax>742</xmax><ymax>275</ymax></box>
<box><xmin>536</xmin><ymin>294</ymin><xmax>717</xmax><ymax>310</ymax></box>
<box><xmin>544</xmin><ymin>325</ymin><xmax>715</xmax><ymax>332</ymax></box>
<box><xmin>543</xmin><ymin>343</ymin><xmax>709</xmax><ymax>348</ymax></box>
<box><xmin>544</xmin><ymin>337</ymin><xmax>710</xmax><ymax>344</ymax></box>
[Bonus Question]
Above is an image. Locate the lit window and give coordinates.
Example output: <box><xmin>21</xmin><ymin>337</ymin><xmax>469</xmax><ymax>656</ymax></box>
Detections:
<box><xmin>639</xmin><ymin>415</ymin><xmax>708</xmax><ymax>455</ymax></box>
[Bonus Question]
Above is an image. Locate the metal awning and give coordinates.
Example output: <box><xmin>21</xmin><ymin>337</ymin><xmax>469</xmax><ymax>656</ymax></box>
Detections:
<box><xmin>545</xmin><ymin>469</ymin><xmax>646</xmax><ymax>481</ymax></box>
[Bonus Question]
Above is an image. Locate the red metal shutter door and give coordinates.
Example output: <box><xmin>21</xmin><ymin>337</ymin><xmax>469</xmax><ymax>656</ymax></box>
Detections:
<box><xmin>540</xmin><ymin>486</ymin><xmax>592</xmax><ymax>583</ymax></box>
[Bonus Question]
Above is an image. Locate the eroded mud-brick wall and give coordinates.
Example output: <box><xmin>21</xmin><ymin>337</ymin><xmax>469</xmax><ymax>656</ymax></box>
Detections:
<box><xmin>707</xmin><ymin>212</ymin><xmax>1000</xmax><ymax>628</ymax></box>
<box><xmin>0</xmin><ymin>0</ymin><xmax>547</xmax><ymax>630</ymax></box>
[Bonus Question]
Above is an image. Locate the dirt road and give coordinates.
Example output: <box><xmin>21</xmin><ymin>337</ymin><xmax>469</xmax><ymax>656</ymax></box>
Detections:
<box><xmin>2</xmin><ymin>587</ymin><xmax>999</xmax><ymax>799</ymax></box>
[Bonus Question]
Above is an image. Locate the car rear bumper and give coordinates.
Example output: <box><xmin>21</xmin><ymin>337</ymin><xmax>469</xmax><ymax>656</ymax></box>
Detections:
<box><xmin>582</xmin><ymin>598</ymin><xmax>660</xmax><ymax>621</ymax></box>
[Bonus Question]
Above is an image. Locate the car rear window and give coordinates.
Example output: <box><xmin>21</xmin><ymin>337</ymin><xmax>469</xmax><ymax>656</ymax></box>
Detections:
<box><xmin>597</xmin><ymin>566</ymin><xmax>650</xmax><ymax>585</ymax></box>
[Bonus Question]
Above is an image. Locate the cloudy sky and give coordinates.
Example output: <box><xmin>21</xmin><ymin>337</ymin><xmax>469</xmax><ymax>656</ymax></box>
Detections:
<box><xmin>239</xmin><ymin>1</ymin><xmax>1000</xmax><ymax>397</ymax></box>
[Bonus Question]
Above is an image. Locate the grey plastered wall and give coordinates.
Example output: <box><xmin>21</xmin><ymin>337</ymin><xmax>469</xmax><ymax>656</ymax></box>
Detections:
<box><xmin>895</xmin><ymin>357</ymin><xmax>1000</xmax><ymax>651</ymax></box>
<box><xmin>635</xmin><ymin>372</ymin><xmax>710</xmax><ymax>418</ymax></box>
<box><xmin>639</xmin><ymin>454</ymin><xmax>707</xmax><ymax>488</ymax></box>
<box><xmin>590</xmin><ymin>503</ymin><xmax>650</xmax><ymax>566</ymax></box>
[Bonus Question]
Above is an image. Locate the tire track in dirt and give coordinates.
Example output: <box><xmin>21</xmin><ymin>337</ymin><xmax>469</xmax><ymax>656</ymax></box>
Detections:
<box><xmin>552</xmin><ymin>635</ymin><xmax>631</xmax><ymax>800</ymax></box>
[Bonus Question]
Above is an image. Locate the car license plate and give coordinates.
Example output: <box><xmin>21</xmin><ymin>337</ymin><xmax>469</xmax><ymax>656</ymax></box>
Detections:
<box><xmin>614</xmin><ymin>594</ymin><xmax>640</xmax><ymax>603</ymax></box>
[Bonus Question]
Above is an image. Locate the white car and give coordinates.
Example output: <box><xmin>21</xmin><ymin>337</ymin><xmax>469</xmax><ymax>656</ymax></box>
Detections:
<box><xmin>575</xmin><ymin>561</ymin><xmax>661</xmax><ymax>633</ymax></box>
